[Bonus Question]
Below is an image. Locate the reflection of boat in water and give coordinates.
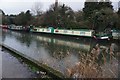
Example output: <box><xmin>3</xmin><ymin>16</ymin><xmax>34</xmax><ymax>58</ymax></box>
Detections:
<box><xmin>36</xmin><ymin>36</ymin><xmax>91</xmax><ymax>52</ymax></box>
<box><xmin>35</xmin><ymin>35</ymin><xmax>119</xmax><ymax>55</ymax></box>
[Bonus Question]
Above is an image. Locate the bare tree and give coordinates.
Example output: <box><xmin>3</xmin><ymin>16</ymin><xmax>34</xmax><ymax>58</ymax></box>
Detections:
<box><xmin>31</xmin><ymin>2</ymin><xmax>43</xmax><ymax>16</ymax></box>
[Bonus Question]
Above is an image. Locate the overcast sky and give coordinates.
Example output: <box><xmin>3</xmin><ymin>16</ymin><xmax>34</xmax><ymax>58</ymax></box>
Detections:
<box><xmin>0</xmin><ymin>0</ymin><xmax>119</xmax><ymax>15</ymax></box>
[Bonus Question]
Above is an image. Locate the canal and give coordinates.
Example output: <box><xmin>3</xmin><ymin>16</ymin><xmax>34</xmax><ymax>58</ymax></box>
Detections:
<box><xmin>1</xmin><ymin>29</ymin><xmax>120</xmax><ymax>78</ymax></box>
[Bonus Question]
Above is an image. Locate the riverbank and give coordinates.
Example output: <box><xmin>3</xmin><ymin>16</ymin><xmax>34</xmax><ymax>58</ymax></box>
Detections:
<box><xmin>1</xmin><ymin>44</ymin><xmax>65</xmax><ymax>79</ymax></box>
<box><xmin>1</xmin><ymin>46</ymin><xmax>51</xmax><ymax>78</ymax></box>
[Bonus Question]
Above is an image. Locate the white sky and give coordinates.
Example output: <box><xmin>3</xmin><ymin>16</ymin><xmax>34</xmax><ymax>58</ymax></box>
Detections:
<box><xmin>0</xmin><ymin>0</ymin><xmax>119</xmax><ymax>15</ymax></box>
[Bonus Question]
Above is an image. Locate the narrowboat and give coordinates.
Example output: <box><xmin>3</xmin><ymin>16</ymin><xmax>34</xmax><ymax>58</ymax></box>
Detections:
<box><xmin>53</xmin><ymin>29</ymin><xmax>94</xmax><ymax>37</ymax></box>
<box><xmin>31</xmin><ymin>26</ymin><xmax>116</xmax><ymax>40</ymax></box>
<box><xmin>30</xmin><ymin>27</ymin><xmax>94</xmax><ymax>38</ymax></box>
<box><xmin>6</xmin><ymin>24</ymin><xmax>119</xmax><ymax>40</ymax></box>
<box><xmin>93</xmin><ymin>32</ymin><xmax>112</xmax><ymax>40</ymax></box>
<box><xmin>30</xmin><ymin>27</ymin><xmax>54</xmax><ymax>34</ymax></box>
<box><xmin>8</xmin><ymin>25</ymin><xmax>30</xmax><ymax>32</ymax></box>
<box><xmin>111</xmin><ymin>29</ymin><xmax>120</xmax><ymax>40</ymax></box>
<box><xmin>1</xmin><ymin>25</ymin><xmax>8</xmax><ymax>29</ymax></box>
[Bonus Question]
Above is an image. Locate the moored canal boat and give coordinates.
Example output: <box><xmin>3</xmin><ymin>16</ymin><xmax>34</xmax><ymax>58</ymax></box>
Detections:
<box><xmin>30</xmin><ymin>26</ymin><xmax>114</xmax><ymax>40</ymax></box>
<box><xmin>4</xmin><ymin>24</ymin><xmax>119</xmax><ymax>40</ymax></box>
<box><xmin>53</xmin><ymin>29</ymin><xmax>94</xmax><ymax>37</ymax></box>
<box><xmin>30</xmin><ymin>27</ymin><xmax>54</xmax><ymax>34</ymax></box>
<box><xmin>93</xmin><ymin>32</ymin><xmax>112</xmax><ymax>40</ymax></box>
<box><xmin>8</xmin><ymin>24</ymin><xmax>30</xmax><ymax>32</ymax></box>
<box><xmin>30</xmin><ymin>27</ymin><xmax>95</xmax><ymax>38</ymax></box>
<box><xmin>1</xmin><ymin>25</ymin><xmax>8</xmax><ymax>29</ymax></box>
<box><xmin>111</xmin><ymin>29</ymin><xmax>120</xmax><ymax>40</ymax></box>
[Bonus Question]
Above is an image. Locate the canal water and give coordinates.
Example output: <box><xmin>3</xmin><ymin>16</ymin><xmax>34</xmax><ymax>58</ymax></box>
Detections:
<box><xmin>1</xmin><ymin>29</ymin><xmax>120</xmax><ymax>78</ymax></box>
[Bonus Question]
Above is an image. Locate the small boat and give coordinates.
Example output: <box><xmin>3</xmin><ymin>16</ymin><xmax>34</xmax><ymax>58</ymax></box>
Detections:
<box><xmin>94</xmin><ymin>32</ymin><xmax>112</xmax><ymax>40</ymax></box>
<box><xmin>1</xmin><ymin>25</ymin><xmax>8</xmax><ymax>29</ymax></box>
<box><xmin>8</xmin><ymin>25</ymin><xmax>30</xmax><ymax>32</ymax></box>
<box><xmin>111</xmin><ymin>29</ymin><xmax>120</xmax><ymax>40</ymax></box>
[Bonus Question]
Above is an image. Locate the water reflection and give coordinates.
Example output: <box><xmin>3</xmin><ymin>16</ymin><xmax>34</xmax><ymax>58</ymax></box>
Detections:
<box><xmin>2</xmin><ymin>29</ymin><xmax>32</xmax><ymax>47</ymax></box>
<box><xmin>2</xmin><ymin>29</ymin><xmax>119</xmax><ymax>78</ymax></box>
